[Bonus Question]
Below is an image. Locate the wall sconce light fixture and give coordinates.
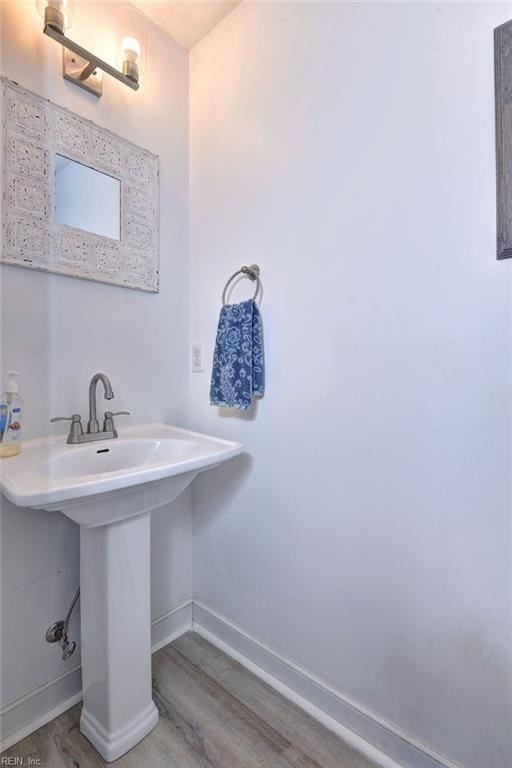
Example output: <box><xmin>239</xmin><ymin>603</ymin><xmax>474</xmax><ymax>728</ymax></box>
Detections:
<box><xmin>121</xmin><ymin>37</ymin><xmax>141</xmax><ymax>83</ymax></box>
<box><xmin>36</xmin><ymin>1</ymin><xmax>145</xmax><ymax>97</ymax></box>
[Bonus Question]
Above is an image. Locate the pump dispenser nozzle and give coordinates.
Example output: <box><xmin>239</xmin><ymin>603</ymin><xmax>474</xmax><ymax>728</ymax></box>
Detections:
<box><xmin>6</xmin><ymin>371</ymin><xmax>20</xmax><ymax>394</ymax></box>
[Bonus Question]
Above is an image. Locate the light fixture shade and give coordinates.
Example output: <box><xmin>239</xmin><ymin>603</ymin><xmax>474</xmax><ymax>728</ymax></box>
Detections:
<box><xmin>117</xmin><ymin>5</ymin><xmax>147</xmax><ymax>78</ymax></box>
<box><xmin>35</xmin><ymin>0</ymin><xmax>75</xmax><ymax>31</ymax></box>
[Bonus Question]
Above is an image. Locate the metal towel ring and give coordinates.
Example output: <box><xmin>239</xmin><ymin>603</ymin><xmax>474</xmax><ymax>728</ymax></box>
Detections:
<box><xmin>222</xmin><ymin>264</ymin><xmax>261</xmax><ymax>305</ymax></box>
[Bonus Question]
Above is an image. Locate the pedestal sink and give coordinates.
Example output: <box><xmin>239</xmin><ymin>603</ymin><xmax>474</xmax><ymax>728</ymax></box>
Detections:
<box><xmin>0</xmin><ymin>423</ymin><xmax>241</xmax><ymax>761</ymax></box>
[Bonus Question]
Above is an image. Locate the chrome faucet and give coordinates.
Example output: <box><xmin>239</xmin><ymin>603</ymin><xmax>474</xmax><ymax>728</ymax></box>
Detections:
<box><xmin>88</xmin><ymin>372</ymin><xmax>114</xmax><ymax>434</ymax></box>
<box><xmin>51</xmin><ymin>373</ymin><xmax>130</xmax><ymax>444</ymax></box>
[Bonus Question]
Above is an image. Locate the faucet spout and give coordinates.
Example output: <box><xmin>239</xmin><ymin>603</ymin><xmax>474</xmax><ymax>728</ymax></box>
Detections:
<box><xmin>87</xmin><ymin>373</ymin><xmax>114</xmax><ymax>434</ymax></box>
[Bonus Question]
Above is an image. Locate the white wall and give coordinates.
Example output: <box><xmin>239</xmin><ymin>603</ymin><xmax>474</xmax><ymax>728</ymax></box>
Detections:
<box><xmin>189</xmin><ymin>4</ymin><xmax>512</xmax><ymax>768</ymax></box>
<box><xmin>0</xmin><ymin>0</ymin><xmax>192</xmax><ymax>740</ymax></box>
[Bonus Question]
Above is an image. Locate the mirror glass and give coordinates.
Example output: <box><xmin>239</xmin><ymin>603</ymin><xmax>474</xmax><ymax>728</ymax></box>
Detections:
<box><xmin>55</xmin><ymin>155</ymin><xmax>121</xmax><ymax>241</ymax></box>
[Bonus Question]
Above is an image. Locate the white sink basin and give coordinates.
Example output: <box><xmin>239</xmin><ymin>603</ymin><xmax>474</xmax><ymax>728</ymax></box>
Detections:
<box><xmin>0</xmin><ymin>422</ymin><xmax>241</xmax><ymax>523</ymax></box>
<box><xmin>42</xmin><ymin>437</ymin><xmax>199</xmax><ymax>480</ymax></box>
<box><xmin>0</xmin><ymin>422</ymin><xmax>241</xmax><ymax>762</ymax></box>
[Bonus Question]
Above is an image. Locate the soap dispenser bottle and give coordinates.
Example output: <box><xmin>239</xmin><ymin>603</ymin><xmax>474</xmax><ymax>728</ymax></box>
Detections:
<box><xmin>0</xmin><ymin>371</ymin><xmax>23</xmax><ymax>458</ymax></box>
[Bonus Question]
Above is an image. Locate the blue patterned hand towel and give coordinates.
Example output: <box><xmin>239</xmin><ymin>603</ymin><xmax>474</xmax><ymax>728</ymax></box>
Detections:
<box><xmin>210</xmin><ymin>299</ymin><xmax>264</xmax><ymax>410</ymax></box>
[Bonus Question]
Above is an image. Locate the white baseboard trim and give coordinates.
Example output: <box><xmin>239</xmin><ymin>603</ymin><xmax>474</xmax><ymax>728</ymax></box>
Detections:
<box><xmin>0</xmin><ymin>599</ymin><xmax>193</xmax><ymax>754</ymax></box>
<box><xmin>151</xmin><ymin>598</ymin><xmax>193</xmax><ymax>653</ymax></box>
<box><xmin>0</xmin><ymin>682</ymin><xmax>83</xmax><ymax>754</ymax></box>
<box><xmin>191</xmin><ymin>601</ymin><xmax>462</xmax><ymax>768</ymax></box>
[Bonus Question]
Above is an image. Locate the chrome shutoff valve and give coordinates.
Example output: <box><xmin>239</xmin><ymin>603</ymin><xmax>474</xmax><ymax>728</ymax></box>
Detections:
<box><xmin>45</xmin><ymin>588</ymin><xmax>80</xmax><ymax>661</ymax></box>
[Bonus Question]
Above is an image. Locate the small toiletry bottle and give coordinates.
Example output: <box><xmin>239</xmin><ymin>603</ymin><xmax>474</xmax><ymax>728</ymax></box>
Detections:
<box><xmin>0</xmin><ymin>371</ymin><xmax>23</xmax><ymax>458</ymax></box>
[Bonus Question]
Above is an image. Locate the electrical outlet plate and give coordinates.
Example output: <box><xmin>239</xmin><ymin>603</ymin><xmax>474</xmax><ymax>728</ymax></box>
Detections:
<box><xmin>192</xmin><ymin>344</ymin><xmax>204</xmax><ymax>372</ymax></box>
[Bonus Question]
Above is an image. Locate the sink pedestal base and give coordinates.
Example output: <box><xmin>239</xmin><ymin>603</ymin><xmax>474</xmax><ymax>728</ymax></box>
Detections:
<box><xmin>79</xmin><ymin>511</ymin><xmax>158</xmax><ymax>762</ymax></box>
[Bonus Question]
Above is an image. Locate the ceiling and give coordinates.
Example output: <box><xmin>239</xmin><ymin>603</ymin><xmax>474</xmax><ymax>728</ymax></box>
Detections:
<box><xmin>133</xmin><ymin>1</ymin><xmax>243</xmax><ymax>50</ymax></box>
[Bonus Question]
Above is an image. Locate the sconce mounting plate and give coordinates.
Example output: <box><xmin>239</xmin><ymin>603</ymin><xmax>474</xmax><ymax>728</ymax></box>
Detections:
<box><xmin>63</xmin><ymin>48</ymin><xmax>103</xmax><ymax>97</ymax></box>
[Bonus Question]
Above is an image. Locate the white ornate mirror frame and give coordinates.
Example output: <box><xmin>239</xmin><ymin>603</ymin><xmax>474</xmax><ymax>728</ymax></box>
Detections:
<box><xmin>1</xmin><ymin>78</ymin><xmax>159</xmax><ymax>292</ymax></box>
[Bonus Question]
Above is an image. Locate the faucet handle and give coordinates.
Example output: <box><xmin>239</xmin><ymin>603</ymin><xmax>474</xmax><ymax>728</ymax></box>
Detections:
<box><xmin>51</xmin><ymin>414</ymin><xmax>83</xmax><ymax>442</ymax></box>
<box><xmin>51</xmin><ymin>414</ymin><xmax>82</xmax><ymax>423</ymax></box>
<box><xmin>103</xmin><ymin>411</ymin><xmax>130</xmax><ymax>435</ymax></box>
